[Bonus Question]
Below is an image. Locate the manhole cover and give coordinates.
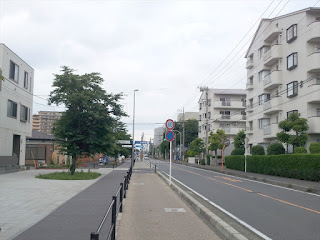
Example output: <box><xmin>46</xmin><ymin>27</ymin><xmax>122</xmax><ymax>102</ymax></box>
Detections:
<box><xmin>164</xmin><ymin>208</ymin><xmax>186</xmax><ymax>213</ymax></box>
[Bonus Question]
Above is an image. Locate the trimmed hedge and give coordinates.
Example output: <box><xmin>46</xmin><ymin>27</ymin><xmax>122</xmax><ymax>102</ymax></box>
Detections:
<box><xmin>226</xmin><ymin>154</ymin><xmax>320</xmax><ymax>181</ymax></box>
<box><xmin>294</xmin><ymin>147</ymin><xmax>307</xmax><ymax>154</ymax></box>
<box><xmin>252</xmin><ymin>145</ymin><xmax>265</xmax><ymax>155</ymax></box>
<box><xmin>231</xmin><ymin>148</ymin><xmax>245</xmax><ymax>155</ymax></box>
<box><xmin>309</xmin><ymin>143</ymin><xmax>320</xmax><ymax>154</ymax></box>
<box><xmin>267</xmin><ymin>142</ymin><xmax>285</xmax><ymax>155</ymax></box>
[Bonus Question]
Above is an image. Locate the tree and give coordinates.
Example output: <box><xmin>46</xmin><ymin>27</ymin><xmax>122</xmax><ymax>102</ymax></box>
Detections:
<box><xmin>231</xmin><ymin>148</ymin><xmax>245</xmax><ymax>155</ymax></box>
<box><xmin>252</xmin><ymin>145</ymin><xmax>265</xmax><ymax>155</ymax></box>
<box><xmin>174</xmin><ymin>119</ymin><xmax>198</xmax><ymax>147</ymax></box>
<box><xmin>208</xmin><ymin>129</ymin><xmax>227</xmax><ymax>165</ymax></box>
<box><xmin>267</xmin><ymin>142</ymin><xmax>285</xmax><ymax>155</ymax></box>
<box><xmin>113</xmin><ymin>122</ymin><xmax>132</xmax><ymax>158</ymax></box>
<box><xmin>277</xmin><ymin>113</ymin><xmax>309</xmax><ymax>153</ymax></box>
<box><xmin>49</xmin><ymin>66</ymin><xmax>127</xmax><ymax>174</ymax></box>
<box><xmin>233</xmin><ymin>130</ymin><xmax>246</xmax><ymax>149</ymax></box>
<box><xmin>294</xmin><ymin>146</ymin><xmax>307</xmax><ymax>154</ymax></box>
<box><xmin>187</xmin><ymin>138</ymin><xmax>205</xmax><ymax>157</ymax></box>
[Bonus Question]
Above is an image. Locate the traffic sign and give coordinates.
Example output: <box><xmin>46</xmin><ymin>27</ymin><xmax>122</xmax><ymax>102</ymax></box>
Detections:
<box><xmin>165</xmin><ymin>130</ymin><xmax>175</xmax><ymax>142</ymax></box>
<box><xmin>122</xmin><ymin>145</ymin><xmax>132</xmax><ymax>148</ymax></box>
<box><xmin>135</xmin><ymin>141</ymin><xmax>148</xmax><ymax>145</ymax></box>
<box><xmin>165</xmin><ymin>119</ymin><xmax>175</xmax><ymax>130</ymax></box>
<box><xmin>117</xmin><ymin>140</ymin><xmax>132</xmax><ymax>144</ymax></box>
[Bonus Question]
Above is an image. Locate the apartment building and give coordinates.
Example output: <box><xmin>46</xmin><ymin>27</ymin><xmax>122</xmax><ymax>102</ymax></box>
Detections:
<box><xmin>0</xmin><ymin>44</ymin><xmax>34</xmax><ymax>167</ymax></box>
<box><xmin>245</xmin><ymin>7</ymin><xmax>320</xmax><ymax>153</ymax></box>
<box><xmin>32</xmin><ymin>111</ymin><xmax>63</xmax><ymax>135</ymax></box>
<box><xmin>198</xmin><ymin>89</ymin><xmax>246</xmax><ymax>155</ymax></box>
<box><xmin>153</xmin><ymin>126</ymin><xmax>165</xmax><ymax>147</ymax></box>
<box><xmin>177</xmin><ymin>112</ymin><xmax>198</xmax><ymax>122</ymax></box>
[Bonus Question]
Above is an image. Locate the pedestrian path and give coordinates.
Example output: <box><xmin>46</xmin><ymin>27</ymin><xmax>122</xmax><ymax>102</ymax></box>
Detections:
<box><xmin>117</xmin><ymin>162</ymin><xmax>221</xmax><ymax>240</ymax></box>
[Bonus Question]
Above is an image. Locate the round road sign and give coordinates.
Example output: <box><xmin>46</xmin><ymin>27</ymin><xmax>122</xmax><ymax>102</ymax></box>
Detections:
<box><xmin>165</xmin><ymin>119</ymin><xmax>175</xmax><ymax>130</ymax></box>
<box><xmin>165</xmin><ymin>130</ymin><xmax>175</xmax><ymax>142</ymax></box>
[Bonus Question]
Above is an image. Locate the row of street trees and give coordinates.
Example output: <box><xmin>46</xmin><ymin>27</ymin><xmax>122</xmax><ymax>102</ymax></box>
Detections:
<box><xmin>49</xmin><ymin>66</ymin><xmax>130</xmax><ymax>174</ymax></box>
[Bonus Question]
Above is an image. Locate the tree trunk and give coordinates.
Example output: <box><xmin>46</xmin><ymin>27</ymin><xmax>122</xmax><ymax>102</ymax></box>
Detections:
<box><xmin>70</xmin><ymin>154</ymin><xmax>77</xmax><ymax>175</ymax></box>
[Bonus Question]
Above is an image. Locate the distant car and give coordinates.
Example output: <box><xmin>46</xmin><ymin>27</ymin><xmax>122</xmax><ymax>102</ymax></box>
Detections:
<box><xmin>144</xmin><ymin>156</ymin><xmax>149</xmax><ymax>160</ymax></box>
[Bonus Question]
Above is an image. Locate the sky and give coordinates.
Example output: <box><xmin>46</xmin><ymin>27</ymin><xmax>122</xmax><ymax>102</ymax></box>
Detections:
<box><xmin>0</xmin><ymin>0</ymin><xmax>318</xmax><ymax>141</ymax></box>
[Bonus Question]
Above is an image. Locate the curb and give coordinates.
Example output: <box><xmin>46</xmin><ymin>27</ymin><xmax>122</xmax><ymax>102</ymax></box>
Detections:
<box><xmin>157</xmin><ymin>171</ymin><xmax>249</xmax><ymax>240</ymax></box>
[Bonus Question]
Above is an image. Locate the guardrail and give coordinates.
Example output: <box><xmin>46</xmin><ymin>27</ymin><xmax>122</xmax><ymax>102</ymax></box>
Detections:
<box><xmin>90</xmin><ymin>166</ymin><xmax>133</xmax><ymax>240</ymax></box>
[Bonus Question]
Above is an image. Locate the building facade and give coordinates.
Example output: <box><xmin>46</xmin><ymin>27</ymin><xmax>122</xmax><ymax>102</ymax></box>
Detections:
<box><xmin>153</xmin><ymin>126</ymin><xmax>165</xmax><ymax>147</ymax></box>
<box><xmin>198</xmin><ymin>89</ymin><xmax>246</xmax><ymax>155</ymax></box>
<box><xmin>0</xmin><ymin>44</ymin><xmax>34</xmax><ymax>167</ymax></box>
<box><xmin>32</xmin><ymin>111</ymin><xmax>62</xmax><ymax>135</ymax></box>
<box><xmin>245</xmin><ymin>7</ymin><xmax>320</xmax><ymax>153</ymax></box>
<box><xmin>177</xmin><ymin>112</ymin><xmax>198</xmax><ymax>122</ymax></box>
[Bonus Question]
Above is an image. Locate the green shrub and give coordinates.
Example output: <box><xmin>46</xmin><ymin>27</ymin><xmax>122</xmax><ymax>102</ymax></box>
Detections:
<box><xmin>267</xmin><ymin>142</ymin><xmax>285</xmax><ymax>155</ymax></box>
<box><xmin>206</xmin><ymin>155</ymin><xmax>211</xmax><ymax>165</ymax></box>
<box><xmin>201</xmin><ymin>159</ymin><xmax>205</xmax><ymax>165</ymax></box>
<box><xmin>294</xmin><ymin>147</ymin><xmax>307</xmax><ymax>154</ymax></box>
<box><xmin>309</xmin><ymin>143</ymin><xmax>320</xmax><ymax>154</ymax></box>
<box><xmin>225</xmin><ymin>156</ymin><xmax>245</xmax><ymax>171</ymax></box>
<box><xmin>252</xmin><ymin>145</ymin><xmax>265</xmax><ymax>155</ymax></box>
<box><xmin>231</xmin><ymin>148</ymin><xmax>245</xmax><ymax>155</ymax></box>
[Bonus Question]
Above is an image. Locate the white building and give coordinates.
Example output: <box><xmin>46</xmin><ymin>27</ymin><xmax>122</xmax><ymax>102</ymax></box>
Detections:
<box><xmin>198</xmin><ymin>89</ymin><xmax>246</xmax><ymax>155</ymax></box>
<box><xmin>153</xmin><ymin>126</ymin><xmax>165</xmax><ymax>147</ymax></box>
<box><xmin>0</xmin><ymin>44</ymin><xmax>34</xmax><ymax>167</ymax></box>
<box><xmin>177</xmin><ymin>112</ymin><xmax>198</xmax><ymax>122</ymax></box>
<box><xmin>245</xmin><ymin>7</ymin><xmax>320</xmax><ymax>153</ymax></box>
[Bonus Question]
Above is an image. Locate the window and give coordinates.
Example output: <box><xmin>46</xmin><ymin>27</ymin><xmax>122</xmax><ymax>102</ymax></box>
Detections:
<box><xmin>258</xmin><ymin>118</ymin><xmax>270</xmax><ymax>129</ymax></box>
<box><xmin>258</xmin><ymin>70</ymin><xmax>270</xmax><ymax>82</ymax></box>
<box><xmin>220</xmin><ymin>97</ymin><xmax>230</xmax><ymax>106</ymax></box>
<box><xmin>316</xmin><ymin>77</ymin><xmax>320</xmax><ymax>85</ymax></box>
<box><xmin>199</xmin><ymin>103</ymin><xmax>202</xmax><ymax>110</ymax></box>
<box><xmin>20</xmin><ymin>105</ymin><xmax>29</xmax><ymax>122</ymax></box>
<box><xmin>258</xmin><ymin>94</ymin><xmax>270</xmax><ymax>105</ymax></box>
<box><xmin>208</xmin><ymin>99</ymin><xmax>211</xmax><ymax>106</ymax></box>
<box><xmin>287</xmin><ymin>81</ymin><xmax>298</xmax><ymax>98</ymax></box>
<box><xmin>24</xmin><ymin>71</ymin><xmax>28</xmax><ymax>89</ymax></box>
<box><xmin>7</xmin><ymin>100</ymin><xmax>17</xmax><ymax>118</ymax></box>
<box><xmin>199</xmin><ymin>115</ymin><xmax>201</xmax><ymax>121</ymax></box>
<box><xmin>287</xmin><ymin>110</ymin><xmax>298</xmax><ymax>118</ymax></box>
<box><xmin>287</xmin><ymin>52</ymin><xmax>297</xmax><ymax>70</ymax></box>
<box><xmin>220</xmin><ymin>111</ymin><xmax>230</xmax><ymax>119</ymax></box>
<box><xmin>208</xmin><ymin>112</ymin><xmax>211</xmax><ymax>119</ymax></box>
<box><xmin>286</xmin><ymin>24</ymin><xmax>297</xmax><ymax>43</ymax></box>
<box><xmin>249</xmin><ymin>98</ymin><xmax>253</xmax><ymax>108</ymax></box>
<box><xmin>9</xmin><ymin>61</ymin><xmax>19</xmax><ymax>82</ymax></box>
<box><xmin>258</xmin><ymin>46</ymin><xmax>268</xmax><ymax>58</ymax></box>
<box><xmin>198</xmin><ymin>126</ymin><xmax>201</xmax><ymax>133</ymax></box>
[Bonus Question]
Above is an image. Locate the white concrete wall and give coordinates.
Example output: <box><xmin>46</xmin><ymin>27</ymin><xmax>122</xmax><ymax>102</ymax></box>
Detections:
<box><xmin>0</xmin><ymin>44</ymin><xmax>34</xmax><ymax>166</ymax></box>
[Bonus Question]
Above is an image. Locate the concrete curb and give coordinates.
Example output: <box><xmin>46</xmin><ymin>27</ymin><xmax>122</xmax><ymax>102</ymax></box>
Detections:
<box><xmin>157</xmin><ymin>171</ymin><xmax>248</xmax><ymax>240</ymax></box>
<box><xmin>171</xmin><ymin>161</ymin><xmax>320</xmax><ymax>195</ymax></box>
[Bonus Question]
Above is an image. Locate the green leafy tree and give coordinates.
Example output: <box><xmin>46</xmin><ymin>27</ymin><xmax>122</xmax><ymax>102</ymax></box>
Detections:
<box><xmin>113</xmin><ymin>122</ymin><xmax>132</xmax><ymax>158</ymax></box>
<box><xmin>309</xmin><ymin>143</ymin><xmax>320</xmax><ymax>154</ymax></box>
<box><xmin>231</xmin><ymin>148</ymin><xmax>245</xmax><ymax>155</ymax></box>
<box><xmin>234</xmin><ymin>130</ymin><xmax>246</xmax><ymax>149</ymax></box>
<box><xmin>252</xmin><ymin>145</ymin><xmax>265</xmax><ymax>155</ymax></box>
<box><xmin>208</xmin><ymin>129</ymin><xmax>227</xmax><ymax>165</ymax></box>
<box><xmin>49</xmin><ymin>66</ymin><xmax>127</xmax><ymax>174</ymax></box>
<box><xmin>174</xmin><ymin>119</ymin><xmax>198</xmax><ymax>147</ymax></box>
<box><xmin>187</xmin><ymin>138</ymin><xmax>205</xmax><ymax>157</ymax></box>
<box><xmin>277</xmin><ymin>113</ymin><xmax>309</xmax><ymax>153</ymax></box>
<box><xmin>267</xmin><ymin>142</ymin><xmax>285</xmax><ymax>155</ymax></box>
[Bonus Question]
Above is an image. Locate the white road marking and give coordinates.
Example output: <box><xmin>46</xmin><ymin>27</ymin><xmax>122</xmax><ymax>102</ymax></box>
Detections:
<box><xmin>164</xmin><ymin>208</ymin><xmax>186</xmax><ymax>213</ymax></box>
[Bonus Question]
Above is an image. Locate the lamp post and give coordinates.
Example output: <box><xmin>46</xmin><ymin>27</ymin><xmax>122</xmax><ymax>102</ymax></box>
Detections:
<box><xmin>131</xmin><ymin>89</ymin><xmax>138</xmax><ymax>168</ymax></box>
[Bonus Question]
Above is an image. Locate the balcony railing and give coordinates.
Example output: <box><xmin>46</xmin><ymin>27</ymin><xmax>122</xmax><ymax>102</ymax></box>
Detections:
<box><xmin>221</xmin><ymin>115</ymin><xmax>231</xmax><ymax>119</ymax></box>
<box><xmin>221</xmin><ymin>101</ymin><xmax>231</xmax><ymax>106</ymax></box>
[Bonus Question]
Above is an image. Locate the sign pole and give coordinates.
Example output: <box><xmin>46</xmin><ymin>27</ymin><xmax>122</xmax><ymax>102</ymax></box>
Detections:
<box><xmin>170</xmin><ymin>141</ymin><xmax>172</xmax><ymax>186</ymax></box>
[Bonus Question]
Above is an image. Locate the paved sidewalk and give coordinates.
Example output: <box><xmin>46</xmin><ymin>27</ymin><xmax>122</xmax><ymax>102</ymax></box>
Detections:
<box><xmin>117</xmin><ymin>162</ymin><xmax>221</xmax><ymax>240</ymax></box>
<box><xmin>172</xmin><ymin>160</ymin><xmax>320</xmax><ymax>194</ymax></box>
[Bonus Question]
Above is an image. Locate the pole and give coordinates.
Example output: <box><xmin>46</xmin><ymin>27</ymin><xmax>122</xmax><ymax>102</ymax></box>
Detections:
<box><xmin>182</xmin><ymin>107</ymin><xmax>185</xmax><ymax>161</ymax></box>
<box><xmin>179</xmin><ymin>132</ymin><xmax>182</xmax><ymax>160</ymax></box>
<box><xmin>170</xmin><ymin>141</ymin><xmax>172</xmax><ymax>185</ymax></box>
<box><xmin>131</xmin><ymin>89</ymin><xmax>138</xmax><ymax>169</ymax></box>
<box><xmin>205</xmin><ymin>88</ymin><xmax>209</xmax><ymax>162</ymax></box>
<box><xmin>245</xmin><ymin>137</ymin><xmax>248</xmax><ymax>172</ymax></box>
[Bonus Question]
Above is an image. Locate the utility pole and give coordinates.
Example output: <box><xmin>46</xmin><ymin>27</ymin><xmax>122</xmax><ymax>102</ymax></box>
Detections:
<box><xmin>182</xmin><ymin>107</ymin><xmax>185</xmax><ymax>161</ymax></box>
<box><xmin>200</xmin><ymin>86</ymin><xmax>209</xmax><ymax>162</ymax></box>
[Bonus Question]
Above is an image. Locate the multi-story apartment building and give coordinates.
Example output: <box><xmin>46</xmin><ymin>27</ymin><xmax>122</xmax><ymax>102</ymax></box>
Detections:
<box><xmin>32</xmin><ymin>111</ymin><xmax>63</xmax><ymax>135</ymax></box>
<box><xmin>153</xmin><ymin>126</ymin><xmax>165</xmax><ymax>147</ymax></box>
<box><xmin>0</xmin><ymin>44</ymin><xmax>34</xmax><ymax>167</ymax></box>
<box><xmin>198</xmin><ymin>89</ymin><xmax>246</xmax><ymax>155</ymax></box>
<box><xmin>245</xmin><ymin>7</ymin><xmax>320</xmax><ymax>153</ymax></box>
<box><xmin>177</xmin><ymin>112</ymin><xmax>198</xmax><ymax>122</ymax></box>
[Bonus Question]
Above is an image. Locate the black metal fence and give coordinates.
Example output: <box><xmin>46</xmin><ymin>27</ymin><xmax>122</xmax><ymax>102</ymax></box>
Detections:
<box><xmin>90</xmin><ymin>166</ymin><xmax>133</xmax><ymax>240</ymax></box>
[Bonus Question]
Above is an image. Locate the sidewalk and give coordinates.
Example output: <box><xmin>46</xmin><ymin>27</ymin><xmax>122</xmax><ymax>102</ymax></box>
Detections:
<box><xmin>117</xmin><ymin>162</ymin><xmax>221</xmax><ymax>240</ymax></box>
<box><xmin>173</xmin><ymin>160</ymin><xmax>320</xmax><ymax>194</ymax></box>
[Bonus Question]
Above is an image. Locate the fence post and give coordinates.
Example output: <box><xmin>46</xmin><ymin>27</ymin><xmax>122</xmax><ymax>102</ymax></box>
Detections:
<box><xmin>112</xmin><ymin>196</ymin><xmax>117</xmax><ymax>240</ymax></box>
<box><xmin>90</xmin><ymin>232</ymin><xmax>99</xmax><ymax>240</ymax></box>
<box><xmin>155</xmin><ymin>165</ymin><xmax>156</xmax><ymax>173</ymax></box>
<box><xmin>120</xmin><ymin>183</ymin><xmax>123</xmax><ymax>212</ymax></box>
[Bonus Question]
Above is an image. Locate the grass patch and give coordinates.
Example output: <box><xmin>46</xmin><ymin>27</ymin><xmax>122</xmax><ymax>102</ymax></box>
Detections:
<box><xmin>36</xmin><ymin>171</ymin><xmax>101</xmax><ymax>180</ymax></box>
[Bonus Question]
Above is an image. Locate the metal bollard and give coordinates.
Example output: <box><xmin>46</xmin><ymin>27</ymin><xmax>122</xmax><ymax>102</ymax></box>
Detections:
<box><xmin>90</xmin><ymin>232</ymin><xmax>99</xmax><ymax>240</ymax></box>
<box><xmin>120</xmin><ymin>183</ymin><xmax>123</xmax><ymax>212</ymax></box>
<box><xmin>111</xmin><ymin>196</ymin><xmax>117</xmax><ymax>240</ymax></box>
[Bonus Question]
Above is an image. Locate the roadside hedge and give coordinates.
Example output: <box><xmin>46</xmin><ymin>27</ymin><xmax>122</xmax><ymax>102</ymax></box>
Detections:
<box><xmin>225</xmin><ymin>154</ymin><xmax>320</xmax><ymax>181</ymax></box>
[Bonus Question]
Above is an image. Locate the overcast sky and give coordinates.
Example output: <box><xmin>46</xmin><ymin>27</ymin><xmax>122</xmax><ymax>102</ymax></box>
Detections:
<box><xmin>0</xmin><ymin>0</ymin><xmax>317</xmax><ymax>141</ymax></box>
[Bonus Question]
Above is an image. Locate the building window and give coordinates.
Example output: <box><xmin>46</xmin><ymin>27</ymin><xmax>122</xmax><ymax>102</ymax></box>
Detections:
<box><xmin>286</xmin><ymin>24</ymin><xmax>297</xmax><ymax>43</ymax></box>
<box><xmin>316</xmin><ymin>77</ymin><xmax>320</xmax><ymax>85</ymax></box>
<box><xmin>20</xmin><ymin>105</ymin><xmax>29</xmax><ymax>122</ymax></box>
<box><xmin>258</xmin><ymin>70</ymin><xmax>270</xmax><ymax>82</ymax></box>
<box><xmin>220</xmin><ymin>97</ymin><xmax>231</xmax><ymax>106</ymax></box>
<box><xmin>220</xmin><ymin>111</ymin><xmax>230</xmax><ymax>119</ymax></box>
<box><xmin>258</xmin><ymin>118</ymin><xmax>270</xmax><ymax>129</ymax></box>
<box><xmin>9</xmin><ymin>60</ymin><xmax>19</xmax><ymax>82</ymax></box>
<box><xmin>7</xmin><ymin>100</ymin><xmax>18</xmax><ymax>118</ymax></box>
<box><xmin>258</xmin><ymin>46</ymin><xmax>268</xmax><ymax>58</ymax></box>
<box><xmin>208</xmin><ymin>112</ymin><xmax>211</xmax><ymax>119</ymax></box>
<box><xmin>199</xmin><ymin>115</ymin><xmax>201</xmax><ymax>121</ymax></box>
<box><xmin>287</xmin><ymin>81</ymin><xmax>298</xmax><ymax>98</ymax></box>
<box><xmin>287</xmin><ymin>52</ymin><xmax>297</xmax><ymax>70</ymax></box>
<box><xmin>208</xmin><ymin>99</ymin><xmax>211</xmax><ymax>106</ymax></box>
<box><xmin>258</xmin><ymin>94</ymin><xmax>270</xmax><ymax>105</ymax></box>
<box><xmin>287</xmin><ymin>110</ymin><xmax>298</xmax><ymax>118</ymax></box>
<box><xmin>24</xmin><ymin>71</ymin><xmax>28</xmax><ymax>89</ymax></box>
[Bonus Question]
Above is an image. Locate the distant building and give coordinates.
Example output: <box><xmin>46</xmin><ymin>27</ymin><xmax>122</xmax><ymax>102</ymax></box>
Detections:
<box><xmin>198</xmin><ymin>89</ymin><xmax>246</xmax><ymax>156</ymax></box>
<box><xmin>245</xmin><ymin>7</ymin><xmax>320</xmax><ymax>153</ymax></box>
<box><xmin>177</xmin><ymin>112</ymin><xmax>198</xmax><ymax>122</ymax></box>
<box><xmin>32</xmin><ymin>111</ymin><xmax>63</xmax><ymax>135</ymax></box>
<box><xmin>153</xmin><ymin>126</ymin><xmax>165</xmax><ymax>147</ymax></box>
<box><xmin>0</xmin><ymin>43</ymin><xmax>34</xmax><ymax>167</ymax></box>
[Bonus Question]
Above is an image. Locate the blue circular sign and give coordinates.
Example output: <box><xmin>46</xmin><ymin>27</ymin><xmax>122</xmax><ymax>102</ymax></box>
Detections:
<box><xmin>165</xmin><ymin>131</ymin><xmax>175</xmax><ymax>142</ymax></box>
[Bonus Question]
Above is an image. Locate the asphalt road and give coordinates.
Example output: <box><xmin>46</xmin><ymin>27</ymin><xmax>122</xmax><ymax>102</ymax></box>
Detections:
<box><xmin>150</xmin><ymin>159</ymin><xmax>320</xmax><ymax>240</ymax></box>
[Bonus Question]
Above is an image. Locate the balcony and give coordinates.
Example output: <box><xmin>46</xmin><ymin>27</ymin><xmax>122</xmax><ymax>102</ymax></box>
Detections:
<box><xmin>264</xmin><ymin>27</ymin><xmax>282</xmax><ymax>42</ymax></box>
<box><xmin>263</xmin><ymin>70</ymin><xmax>282</xmax><ymax>90</ymax></box>
<box><xmin>307</xmin><ymin>117</ymin><xmax>320</xmax><ymax>134</ymax></box>
<box><xmin>246</xmin><ymin>105</ymin><xmax>254</xmax><ymax>113</ymax></box>
<box><xmin>306</xmin><ymin>84</ymin><xmax>320</xmax><ymax>103</ymax></box>
<box><xmin>213</xmin><ymin>114</ymin><xmax>246</xmax><ymax>122</ymax></box>
<box><xmin>264</xmin><ymin>44</ymin><xmax>282</xmax><ymax>66</ymax></box>
<box><xmin>221</xmin><ymin>128</ymin><xmax>245</xmax><ymax>135</ymax></box>
<box><xmin>263</xmin><ymin>124</ymin><xmax>279</xmax><ymax>139</ymax></box>
<box><xmin>263</xmin><ymin>97</ymin><xmax>282</xmax><ymax>114</ymax></box>
<box><xmin>307</xmin><ymin>52</ymin><xmax>320</xmax><ymax>72</ymax></box>
<box><xmin>246</xmin><ymin>82</ymin><xmax>253</xmax><ymax>90</ymax></box>
<box><xmin>246</xmin><ymin>59</ymin><xmax>254</xmax><ymax>69</ymax></box>
<box><xmin>246</xmin><ymin>127</ymin><xmax>253</xmax><ymax>135</ymax></box>
<box><xmin>213</xmin><ymin>101</ymin><xmax>246</xmax><ymax>109</ymax></box>
<box><xmin>306</xmin><ymin>21</ymin><xmax>320</xmax><ymax>42</ymax></box>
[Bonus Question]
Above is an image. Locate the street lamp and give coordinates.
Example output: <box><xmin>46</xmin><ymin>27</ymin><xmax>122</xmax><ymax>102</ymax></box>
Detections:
<box><xmin>131</xmin><ymin>89</ymin><xmax>138</xmax><ymax>168</ymax></box>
